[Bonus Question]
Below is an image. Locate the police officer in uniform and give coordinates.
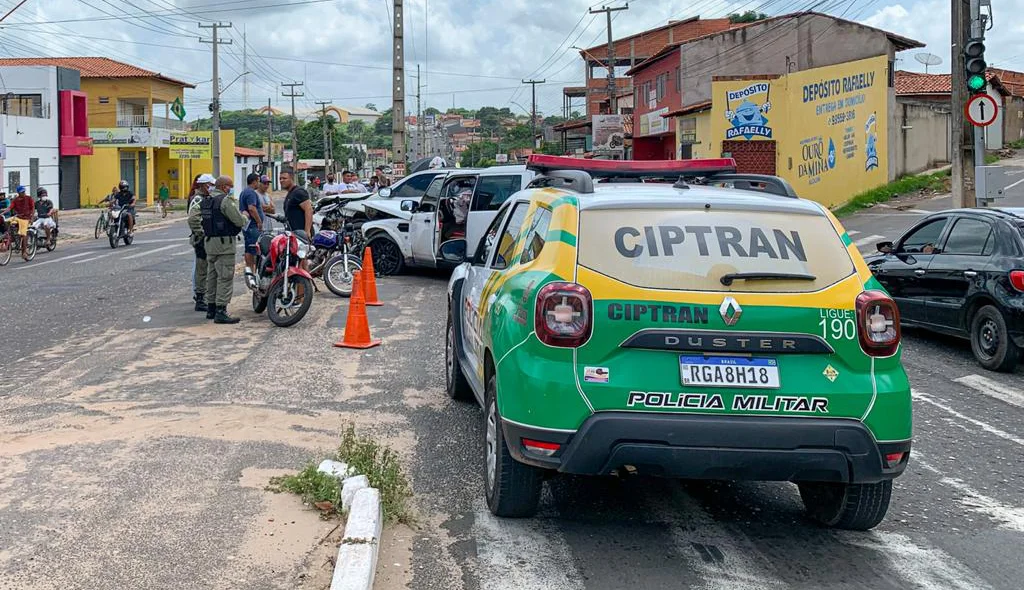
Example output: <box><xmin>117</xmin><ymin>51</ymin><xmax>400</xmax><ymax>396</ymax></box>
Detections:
<box><xmin>187</xmin><ymin>174</ymin><xmax>216</xmax><ymax>312</ymax></box>
<box><xmin>200</xmin><ymin>175</ymin><xmax>247</xmax><ymax>324</ymax></box>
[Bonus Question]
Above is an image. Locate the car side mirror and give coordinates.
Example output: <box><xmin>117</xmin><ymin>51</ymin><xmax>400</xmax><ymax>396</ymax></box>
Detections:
<box><xmin>378</xmin><ymin>187</ymin><xmax>392</xmax><ymax>198</ymax></box>
<box><xmin>877</xmin><ymin>241</ymin><xmax>894</xmax><ymax>254</ymax></box>
<box><xmin>439</xmin><ymin>239</ymin><xmax>466</xmax><ymax>263</ymax></box>
<box><xmin>400</xmin><ymin>199</ymin><xmax>417</xmax><ymax>213</ymax></box>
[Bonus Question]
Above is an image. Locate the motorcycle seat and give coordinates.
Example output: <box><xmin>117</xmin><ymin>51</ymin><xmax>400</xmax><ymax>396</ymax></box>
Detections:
<box><xmin>257</xmin><ymin>233</ymin><xmax>273</xmax><ymax>255</ymax></box>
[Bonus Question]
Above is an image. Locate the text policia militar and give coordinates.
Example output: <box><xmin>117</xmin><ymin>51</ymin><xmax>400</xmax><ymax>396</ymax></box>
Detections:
<box><xmin>613</xmin><ymin>225</ymin><xmax>806</xmax><ymax>260</ymax></box>
<box><xmin>627</xmin><ymin>391</ymin><xmax>830</xmax><ymax>414</ymax></box>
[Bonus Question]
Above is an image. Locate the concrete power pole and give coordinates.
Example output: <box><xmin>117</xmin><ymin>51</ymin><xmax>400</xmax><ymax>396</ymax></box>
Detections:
<box><xmin>590</xmin><ymin>4</ymin><xmax>628</xmax><ymax>115</ymax></box>
<box><xmin>242</xmin><ymin>25</ymin><xmax>249</xmax><ymax>110</ymax></box>
<box><xmin>970</xmin><ymin>0</ymin><xmax>986</xmax><ymax>207</ymax></box>
<box><xmin>316</xmin><ymin>100</ymin><xmax>331</xmax><ymax>171</ymax></box>
<box><xmin>522</xmin><ymin>79</ymin><xmax>545</xmax><ymax>149</ymax></box>
<box><xmin>200</xmin><ymin>22</ymin><xmax>232</xmax><ymax>177</ymax></box>
<box><xmin>392</xmin><ymin>0</ymin><xmax>407</xmax><ymax>170</ymax></box>
<box><xmin>951</xmin><ymin>0</ymin><xmax>975</xmax><ymax>208</ymax></box>
<box><xmin>266</xmin><ymin>98</ymin><xmax>273</xmax><ymax>165</ymax></box>
<box><xmin>417</xmin><ymin>64</ymin><xmax>424</xmax><ymax>159</ymax></box>
<box><xmin>281</xmin><ymin>82</ymin><xmax>304</xmax><ymax>173</ymax></box>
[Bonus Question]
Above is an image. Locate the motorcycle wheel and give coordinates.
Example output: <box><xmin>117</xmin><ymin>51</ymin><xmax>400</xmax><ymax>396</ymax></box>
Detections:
<box><xmin>323</xmin><ymin>254</ymin><xmax>363</xmax><ymax>298</ymax></box>
<box><xmin>267</xmin><ymin>275</ymin><xmax>313</xmax><ymax>328</ymax></box>
<box><xmin>24</xmin><ymin>233</ymin><xmax>37</xmax><ymax>261</ymax></box>
<box><xmin>252</xmin><ymin>291</ymin><xmax>268</xmax><ymax>314</ymax></box>
<box><xmin>108</xmin><ymin>230</ymin><xmax>118</xmax><ymax>249</ymax></box>
<box><xmin>124</xmin><ymin>232</ymin><xmax>133</xmax><ymax>246</ymax></box>
<box><xmin>0</xmin><ymin>237</ymin><xmax>11</xmax><ymax>266</ymax></box>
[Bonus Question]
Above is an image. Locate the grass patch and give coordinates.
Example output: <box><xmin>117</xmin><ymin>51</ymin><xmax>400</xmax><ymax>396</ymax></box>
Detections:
<box><xmin>268</xmin><ymin>424</ymin><xmax>414</xmax><ymax>525</ymax></box>
<box><xmin>832</xmin><ymin>169</ymin><xmax>950</xmax><ymax>218</ymax></box>
<box><xmin>985</xmin><ymin>153</ymin><xmax>1000</xmax><ymax>165</ymax></box>
<box><xmin>1008</xmin><ymin>139</ymin><xmax>1024</xmax><ymax>150</ymax></box>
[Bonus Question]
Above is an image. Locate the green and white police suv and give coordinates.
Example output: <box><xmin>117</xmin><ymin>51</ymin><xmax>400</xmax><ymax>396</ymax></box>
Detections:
<box><xmin>445</xmin><ymin>155</ymin><xmax>912</xmax><ymax>530</ymax></box>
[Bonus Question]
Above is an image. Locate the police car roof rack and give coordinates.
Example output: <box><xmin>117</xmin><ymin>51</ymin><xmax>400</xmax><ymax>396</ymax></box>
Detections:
<box><xmin>527</xmin><ymin>155</ymin><xmax>739</xmax><ymax>194</ymax></box>
<box><xmin>700</xmin><ymin>173</ymin><xmax>800</xmax><ymax>198</ymax></box>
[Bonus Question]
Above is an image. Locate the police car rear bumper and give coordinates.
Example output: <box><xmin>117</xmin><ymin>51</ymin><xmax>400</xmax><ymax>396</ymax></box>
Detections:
<box><xmin>502</xmin><ymin>413</ymin><xmax>910</xmax><ymax>484</ymax></box>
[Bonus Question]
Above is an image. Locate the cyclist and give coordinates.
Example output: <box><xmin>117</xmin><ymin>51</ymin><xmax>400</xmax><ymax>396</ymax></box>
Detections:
<box><xmin>32</xmin><ymin>187</ymin><xmax>58</xmax><ymax>243</ymax></box>
<box><xmin>9</xmin><ymin>186</ymin><xmax>34</xmax><ymax>262</ymax></box>
<box><xmin>114</xmin><ymin>180</ymin><xmax>136</xmax><ymax>234</ymax></box>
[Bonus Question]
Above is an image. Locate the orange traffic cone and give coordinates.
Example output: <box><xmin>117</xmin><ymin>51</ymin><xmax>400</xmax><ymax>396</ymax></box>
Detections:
<box><xmin>361</xmin><ymin>246</ymin><xmax>383</xmax><ymax>306</ymax></box>
<box><xmin>334</xmin><ymin>271</ymin><xmax>381</xmax><ymax>349</ymax></box>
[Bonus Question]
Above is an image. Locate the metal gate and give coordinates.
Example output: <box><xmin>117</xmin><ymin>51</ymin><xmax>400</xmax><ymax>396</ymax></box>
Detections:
<box><xmin>59</xmin><ymin>156</ymin><xmax>81</xmax><ymax>209</ymax></box>
<box><xmin>721</xmin><ymin>140</ymin><xmax>777</xmax><ymax>175</ymax></box>
<box><xmin>119</xmin><ymin>151</ymin><xmax>136</xmax><ymax>192</ymax></box>
<box><xmin>138</xmin><ymin>151</ymin><xmax>148</xmax><ymax>202</ymax></box>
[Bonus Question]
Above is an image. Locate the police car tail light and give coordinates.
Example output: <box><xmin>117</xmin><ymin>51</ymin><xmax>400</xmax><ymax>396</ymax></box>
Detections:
<box><xmin>522</xmin><ymin>438</ymin><xmax>561</xmax><ymax>457</ymax></box>
<box><xmin>856</xmin><ymin>291</ymin><xmax>900</xmax><ymax>357</ymax></box>
<box><xmin>535</xmin><ymin>282</ymin><xmax>592</xmax><ymax>348</ymax></box>
<box><xmin>1009</xmin><ymin>270</ymin><xmax>1024</xmax><ymax>292</ymax></box>
<box><xmin>884</xmin><ymin>452</ymin><xmax>906</xmax><ymax>468</ymax></box>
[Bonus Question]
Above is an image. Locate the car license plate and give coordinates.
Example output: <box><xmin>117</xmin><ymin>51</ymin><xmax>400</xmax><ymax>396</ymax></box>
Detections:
<box><xmin>680</xmin><ymin>356</ymin><xmax>780</xmax><ymax>389</ymax></box>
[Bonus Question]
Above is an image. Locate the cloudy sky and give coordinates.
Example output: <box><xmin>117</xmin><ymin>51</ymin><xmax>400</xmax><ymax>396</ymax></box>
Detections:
<box><xmin>6</xmin><ymin>0</ymin><xmax>1023</xmax><ymax>119</ymax></box>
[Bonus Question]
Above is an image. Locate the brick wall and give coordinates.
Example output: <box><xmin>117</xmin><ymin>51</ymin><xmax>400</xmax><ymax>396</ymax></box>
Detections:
<box><xmin>721</xmin><ymin>140</ymin><xmax>777</xmax><ymax>174</ymax></box>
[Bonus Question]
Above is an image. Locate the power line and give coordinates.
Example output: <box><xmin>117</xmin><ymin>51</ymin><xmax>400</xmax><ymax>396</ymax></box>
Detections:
<box><xmin>13</xmin><ymin>0</ymin><xmax>336</xmax><ymax>26</ymax></box>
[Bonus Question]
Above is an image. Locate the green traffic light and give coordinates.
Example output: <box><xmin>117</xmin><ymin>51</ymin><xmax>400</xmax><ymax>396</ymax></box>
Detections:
<box><xmin>967</xmin><ymin>74</ymin><xmax>986</xmax><ymax>92</ymax></box>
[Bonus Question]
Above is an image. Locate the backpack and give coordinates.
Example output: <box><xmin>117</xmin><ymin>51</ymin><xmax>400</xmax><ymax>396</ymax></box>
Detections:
<box><xmin>200</xmin><ymin>194</ymin><xmax>241</xmax><ymax>238</ymax></box>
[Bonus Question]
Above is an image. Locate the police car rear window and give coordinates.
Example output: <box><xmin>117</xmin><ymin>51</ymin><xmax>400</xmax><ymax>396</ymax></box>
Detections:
<box><xmin>578</xmin><ymin>208</ymin><xmax>854</xmax><ymax>293</ymax></box>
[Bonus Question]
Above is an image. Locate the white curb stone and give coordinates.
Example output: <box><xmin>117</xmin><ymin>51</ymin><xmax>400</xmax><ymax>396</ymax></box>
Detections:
<box><xmin>331</xmin><ymin>487</ymin><xmax>383</xmax><ymax>590</ymax></box>
<box><xmin>342</xmin><ymin>475</ymin><xmax>370</xmax><ymax>512</ymax></box>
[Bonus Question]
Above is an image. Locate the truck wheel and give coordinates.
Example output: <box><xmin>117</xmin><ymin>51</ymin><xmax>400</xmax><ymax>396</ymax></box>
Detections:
<box><xmin>798</xmin><ymin>480</ymin><xmax>892</xmax><ymax>531</ymax></box>
<box><xmin>446</xmin><ymin>311</ymin><xmax>473</xmax><ymax>401</ymax></box>
<box><xmin>484</xmin><ymin>372</ymin><xmax>542</xmax><ymax>518</ymax></box>
<box><xmin>970</xmin><ymin>305</ymin><xmax>1020</xmax><ymax>372</ymax></box>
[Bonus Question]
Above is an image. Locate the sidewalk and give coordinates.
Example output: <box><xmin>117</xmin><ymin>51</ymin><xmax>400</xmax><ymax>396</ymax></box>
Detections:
<box><xmin>58</xmin><ymin>207</ymin><xmax>186</xmax><ymax>243</ymax></box>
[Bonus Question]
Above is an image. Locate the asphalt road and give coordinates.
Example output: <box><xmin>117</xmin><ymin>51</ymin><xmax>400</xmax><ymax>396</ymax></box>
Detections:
<box><xmin>2</xmin><ymin>185</ymin><xmax>1023</xmax><ymax>589</ymax></box>
<box><xmin>839</xmin><ymin>158</ymin><xmax>1024</xmax><ymax>258</ymax></box>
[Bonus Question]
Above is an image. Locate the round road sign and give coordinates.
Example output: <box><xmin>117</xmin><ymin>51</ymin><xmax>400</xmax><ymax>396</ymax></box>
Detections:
<box><xmin>966</xmin><ymin>94</ymin><xmax>999</xmax><ymax>127</ymax></box>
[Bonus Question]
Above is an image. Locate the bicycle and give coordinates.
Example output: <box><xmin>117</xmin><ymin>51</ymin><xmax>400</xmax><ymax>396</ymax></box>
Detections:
<box><xmin>0</xmin><ymin>220</ymin><xmax>11</xmax><ymax>266</ymax></box>
<box><xmin>94</xmin><ymin>207</ymin><xmax>110</xmax><ymax>239</ymax></box>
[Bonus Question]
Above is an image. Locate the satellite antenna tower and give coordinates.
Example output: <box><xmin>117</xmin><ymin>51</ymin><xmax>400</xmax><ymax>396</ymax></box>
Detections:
<box><xmin>915</xmin><ymin>52</ymin><xmax>943</xmax><ymax>74</ymax></box>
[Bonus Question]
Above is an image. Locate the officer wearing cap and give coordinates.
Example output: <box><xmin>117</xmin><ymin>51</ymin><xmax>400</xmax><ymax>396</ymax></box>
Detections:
<box><xmin>200</xmin><ymin>175</ymin><xmax>246</xmax><ymax>324</ymax></box>
<box><xmin>187</xmin><ymin>174</ymin><xmax>216</xmax><ymax>312</ymax></box>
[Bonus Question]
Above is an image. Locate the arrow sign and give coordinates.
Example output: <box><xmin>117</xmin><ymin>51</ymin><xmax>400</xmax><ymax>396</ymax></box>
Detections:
<box><xmin>171</xmin><ymin>96</ymin><xmax>186</xmax><ymax>121</ymax></box>
<box><xmin>966</xmin><ymin>94</ymin><xmax>998</xmax><ymax>127</ymax></box>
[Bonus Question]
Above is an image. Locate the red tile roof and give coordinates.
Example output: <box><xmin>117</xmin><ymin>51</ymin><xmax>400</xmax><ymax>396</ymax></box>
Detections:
<box><xmin>988</xmin><ymin>68</ymin><xmax>1024</xmax><ymax>97</ymax></box>
<box><xmin>895</xmin><ymin>71</ymin><xmax>951</xmax><ymax>95</ymax></box>
<box><xmin>235</xmin><ymin>147</ymin><xmax>265</xmax><ymax>157</ymax></box>
<box><xmin>0</xmin><ymin>57</ymin><xmax>195</xmax><ymax>88</ymax></box>
<box><xmin>663</xmin><ymin>101</ymin><xmax>713</xmax><ymax>118</ymax></box>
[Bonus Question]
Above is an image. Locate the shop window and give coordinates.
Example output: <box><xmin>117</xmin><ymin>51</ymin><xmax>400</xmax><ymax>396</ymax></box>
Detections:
<box><xmin>4</xmin><ymin>94</ymin><xmax>44</xmax><ymax>118</ymax></box>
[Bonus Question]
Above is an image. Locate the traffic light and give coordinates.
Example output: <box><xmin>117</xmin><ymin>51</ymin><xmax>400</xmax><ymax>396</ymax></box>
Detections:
<box><xmin>964</xmin><ymin>37</ymin><xmax>987</xmax><ymax>93</ymax></box>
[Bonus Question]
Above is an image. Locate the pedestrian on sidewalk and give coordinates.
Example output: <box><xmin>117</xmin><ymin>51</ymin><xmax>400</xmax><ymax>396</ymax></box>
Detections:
<box><xmin>201</xmin><ymin>175</ymin><xmax>246</xmax><ymax>324</ymax></box>
<box><xmin>158</xmin><ymin>182</ymin><xmax>170</xmax><ymax>217</ymax></box>
<box><xmin>239</xmin><ymin>172</ymin><xmax>265</xmax><ymax>273</ymax></box>
<box><xmin>187</xmin><ymin>174</ymin><xmax>214</xmax><ymax>312</ymax></box>
<box><xmin>257</xmin><ymin>174</ymin><xmax>276</xmax><ymax>230</ymax></box>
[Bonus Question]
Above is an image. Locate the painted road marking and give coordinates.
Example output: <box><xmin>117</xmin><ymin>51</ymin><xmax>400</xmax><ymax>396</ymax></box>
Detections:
<box><xmin>853</xmin><ymin>235</ymin><xmax>885</xmax><ymax>248</ymax></box>
<box><xmin>122</xmin><ymin>244</ymin><xmax>179</xmax><ymax>260</ymax></box>
<box><xmin>72</xmin><ymin>252</ymin><xmax>115</xmax><ymax>264</ymax></box>
<box><xmin>954</xmin><ymin>374</ymin><xmax>1024</xmax><ymax>410</ymax></box>
<box><xmin>913</xmin><ymin>390</ymin><xmax>1024</xmax><ymax>447</ymax></box>
<box><xmin>1005</xmin><ymin>176</ymin><xmax>1024</xmax><ymax>191</ymax></box>
<box><xmin>916</xmin><ymin>456</ymin><xmax>1024</xmax><ymax>532</ymax></box>
<box><xmin>133</xmin><ymin>237</ymin><xmax>191</xmax><ymax>245</ymax></box>
<box><xmin>839</xmin><ymin>532</ymin><xmax>993</xmax><ymax>590</ymax></box>
<box><xmin>14</xmin><ymin>251</ymin><xmax>91</xmax><ymax>269</ymax></box>
<box><xmin>170</xmin><ymin>248</ymin><xmax>194</xmax><ymax>256</ymax></box>
<box><xmin>471</xmin><ymin>500</ymin><xmax>585</xmax><ymax>590</ymax></box>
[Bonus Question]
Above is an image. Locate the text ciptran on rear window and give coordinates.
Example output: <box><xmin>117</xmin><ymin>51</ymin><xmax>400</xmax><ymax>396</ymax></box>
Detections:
<box><xmin>613</xmin><ymin>225</ymin><xmax>806</xmax><ymax>260</ymax></box>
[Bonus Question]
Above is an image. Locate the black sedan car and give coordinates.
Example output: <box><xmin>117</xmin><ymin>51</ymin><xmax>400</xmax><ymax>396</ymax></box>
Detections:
<box><xmin>866</xmin><ymin>208</ymin><xmax>1024</xmax><ymax>372</ymax></box>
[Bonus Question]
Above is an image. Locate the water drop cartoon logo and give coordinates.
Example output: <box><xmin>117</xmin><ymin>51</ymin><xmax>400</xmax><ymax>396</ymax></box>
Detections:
<box><xmin>725</xmin><ymin>83</ymin><xmax>773</xmax><ymax>140</ymax></box>
<box><xmin>827</xmin><ymin>138</ymin><xmax>837</xmax><ymax>170</ymax></box>
<box><xmin>865</xmin><ymin>112</ymin><xmax>879</xmax><ymax>171</ymax></box>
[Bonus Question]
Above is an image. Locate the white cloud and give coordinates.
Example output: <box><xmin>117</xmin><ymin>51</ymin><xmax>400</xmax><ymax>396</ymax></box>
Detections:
<box><xmin>8</xmin><ymin>0</ymin><xmax>1023</xmax><ymax>116</ymax></box>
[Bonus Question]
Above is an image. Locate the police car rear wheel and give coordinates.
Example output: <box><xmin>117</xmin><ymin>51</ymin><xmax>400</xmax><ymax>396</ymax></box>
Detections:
<box><xmin>484</xmin><ymin>373</ymin><xmax>542</xmax><ymax>518</ymax></box>
<box><xmin>446</xmin><ymin>312</ymin><xmax>473</xmax><ymax>401</ymax></box>
<box><xmin>798</xmin><ymin>480</ymin><xmax>892</xmax><ymax>531</ymax></box>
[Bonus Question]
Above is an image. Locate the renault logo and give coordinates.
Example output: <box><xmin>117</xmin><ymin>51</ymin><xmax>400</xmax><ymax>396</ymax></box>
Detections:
<box><xmin>720</xmin><ymin>297</ymin><xmax>742</xmax><ymax>326</ymax></box>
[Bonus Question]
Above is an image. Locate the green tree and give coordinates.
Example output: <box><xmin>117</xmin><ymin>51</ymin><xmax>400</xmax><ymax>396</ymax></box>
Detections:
<box><xmin>373</xmin><ymin>108</ymin><xmax>393</xmax><ymax>137</ymax></box>
<box><xmin>424</xmin><ymin>107</ymin><xmax>441</xmax><ymax>116</ymax></box>
<box><xmin>365</xmin><ymin>103</ymin><xmax>378</xmax><ymax>111</ymax></box>
<box><xmin>728</xmin><ymin>11</ymin><xmax>768</xmax><ymax>23</ymax></box>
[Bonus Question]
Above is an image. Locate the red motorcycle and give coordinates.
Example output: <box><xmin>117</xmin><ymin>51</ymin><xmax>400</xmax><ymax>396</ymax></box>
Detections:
<box><xmin>244</xmin><ymin>216</ymin><xmax>314</xmax><ymax>327</ymax></box>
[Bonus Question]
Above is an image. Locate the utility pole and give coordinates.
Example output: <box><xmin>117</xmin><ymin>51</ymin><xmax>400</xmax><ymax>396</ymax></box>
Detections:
<box><xmin>416</xmin><ymin>64</ymin><xmax>424</xmax><ymax>159</ymax></box>
<box><xmin>590</xmin><ymin>4</ymin><xmax>628</xmax><ymax>115</ymax></box>
<box><xmin>951</xmin><ymin>0</ymin><xmax>974</xmax><ymax>208</ymax></box>
<box><xmin>522</xmin><ymin>79</ymin><xmax>545</xmax><ymax>149</ymax></box>
<box><xmin>970</xmin><ymin>0</ymin><xmax>986</xmax><ymax>207</ymax></box>
<box><xmin>242</xmin><ymin>25</ymin><xmax>249</xmax><ymax>110</ymax></box>
<box><xmin>281</xmin><ymin>82</ymin><xmax>304</xmax><ymax>173</ymax></box>
<box><xmin>200</xmin><ymin>22</ymin><xmax>232</xmax><ymax>177</ymax></box>
<box><xmin>316</xmin><ymin>100</ymin><xmax>331</xmax><ymax>172</ymax></box>
<box><xmin>392</xmin><ymin>0</ymin><xmax>406</xmax><ymax>170</ymax></box>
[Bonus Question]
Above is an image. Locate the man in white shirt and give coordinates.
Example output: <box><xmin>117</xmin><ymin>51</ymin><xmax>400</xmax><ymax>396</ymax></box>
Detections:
<box><xmin>322</xmin><ymin>173</ymin><xmax>345</xmax><ymax>195</ymax></box>
<box><xmin>341</xmin><ymin>170</ymin><xmax>368</xmax><ymax>193</ymax></box>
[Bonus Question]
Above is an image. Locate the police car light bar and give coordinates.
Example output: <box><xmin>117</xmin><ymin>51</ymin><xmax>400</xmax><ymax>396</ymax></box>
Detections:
<box><xmin>526</xmin><ymin>154</ymin><xmax>738</xmax><ymax>178</ymax></box>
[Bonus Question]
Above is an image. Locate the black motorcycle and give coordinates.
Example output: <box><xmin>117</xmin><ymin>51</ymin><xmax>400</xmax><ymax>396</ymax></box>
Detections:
<box><xmin>107</xmin><ymin>205</ymin><xmax>134</xmax><ymax>249</ymax></box>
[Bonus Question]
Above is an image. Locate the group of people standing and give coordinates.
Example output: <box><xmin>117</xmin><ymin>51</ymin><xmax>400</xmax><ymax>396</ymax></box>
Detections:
<box><xmin>186</xmin><ymin>170</ymin><xmax>312</xmax><ymax>325</ymax></box>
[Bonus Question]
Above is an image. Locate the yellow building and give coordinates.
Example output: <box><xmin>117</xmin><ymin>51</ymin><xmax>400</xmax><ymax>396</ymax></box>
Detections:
<box><xmin>0</xmin><ymin>57</ymin><xmax>234</xmax><ymax>206</ymax></box>
<box><xmin>676</xmin><ymin>55</ymin><xmax>890</xmax><ymax>208</ymax></box>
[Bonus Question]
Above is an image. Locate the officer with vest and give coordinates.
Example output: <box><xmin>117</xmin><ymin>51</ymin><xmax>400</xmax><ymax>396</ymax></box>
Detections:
<box><xmin>200</xmin><ymin>175</ymin><xmax>247</xmax><ymax>324</ymax></box>
<box><xmin>187</xmin><ymin>174</ymin><xmax>216</xmax><ymax>312</ymax></box>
